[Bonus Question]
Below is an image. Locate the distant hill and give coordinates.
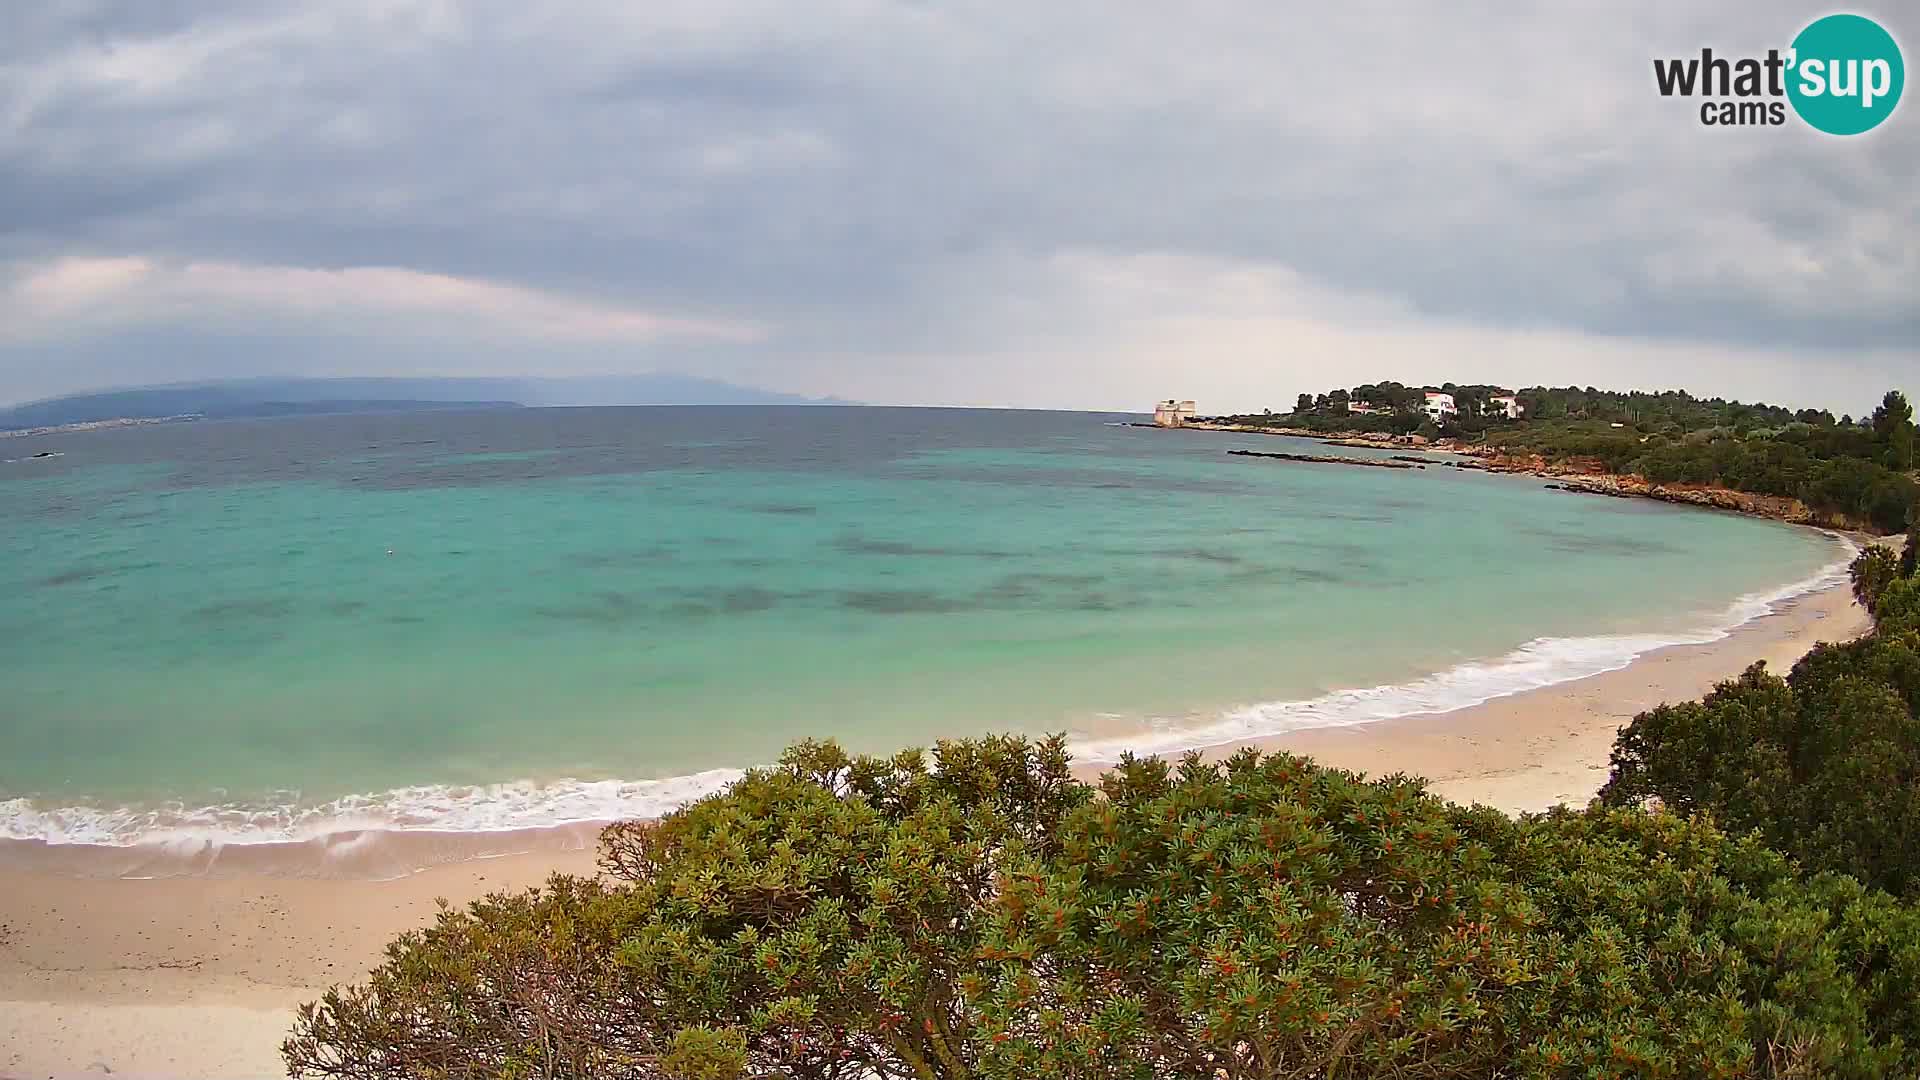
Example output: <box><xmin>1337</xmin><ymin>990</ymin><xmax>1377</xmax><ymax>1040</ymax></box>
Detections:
<box><xmin>0</xmin><ymin>376</ymin><xmax>854</xmax><ymax>430</ymax></box>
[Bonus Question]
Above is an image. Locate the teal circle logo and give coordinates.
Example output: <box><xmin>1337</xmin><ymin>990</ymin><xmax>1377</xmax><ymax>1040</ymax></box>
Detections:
<box><xmin>1787</xmin><ymin>14</ymin><xmax>1904</xmax><ymax>135</ymax></box>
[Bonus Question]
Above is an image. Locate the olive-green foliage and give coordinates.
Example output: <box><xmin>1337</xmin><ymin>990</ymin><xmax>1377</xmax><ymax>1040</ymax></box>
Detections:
<box><xmin>1461</xmin><ymin>806</ymin><xmax>1920</xmax><ymax>1079</ymax></box>
<box><xmin>292</xmin><ymin>737</ymin><xmax>1920</xmax><ymax>1078</ymax></box>
<box><xmin>1489</xmin><ymin>419</ymin><xmax>1917</xmax><ymax>532</ymax></box>
<box><xmin>1601</xmin><ymin>543</ymin><xmax>1920</xmax><ymax>898</ymax></box>
<box><xmin>285</xmin><ymin>734</ymin><xmax>1089</xmax><ymax>1080</ymax></box>
<box><xmin>973</xmin><ymin>752</ymin><xmax>1920</xmax><ymax>1079</ymax></box>
<box><xmin>283</xmin><ymin>873</ymin><xmax>647</xmax><ymax>1079</ymax></box>
<box><xmin>970</xmin><ymin>753</ymin><xmax>1546</xmax><ymax>1079</ymax></box>
<box><xmin>1852</xmin><ymin>545</ymin><xmax>1904</xmax><ymax>609</ymax></box>
<box><xmin>1874</xmin><ymin>391</ymin><xmax>1914</xmax><ymax>473</ymax></box>
<box><xmin>1254</xmin><ymin>381</ymin><xmax>1917</xmax><ymax>531</ymax></box>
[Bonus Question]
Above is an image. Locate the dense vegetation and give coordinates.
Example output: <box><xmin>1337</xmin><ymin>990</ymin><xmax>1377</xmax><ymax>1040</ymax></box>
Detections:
<box><xmin>1602</xmin><ymin>525</ymin><xmax>1920</xmax><ymax>897</ymax></box>
<box><xmin>1234</xmin><ymin>385</ymin><xmax>1917</xmax><ymax>533</ymax></box>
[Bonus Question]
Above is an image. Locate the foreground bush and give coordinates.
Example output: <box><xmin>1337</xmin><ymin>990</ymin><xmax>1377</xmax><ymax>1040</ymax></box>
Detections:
<box><xmin>288</xmin><ymin>737</ymin><xmax>1920</xmax><ymax>1078</ymax></box>
<box><xmin>285</xmin><ymin>735</ymin><xmax>1088</xmax><ymax>1079</ymax></box>
<box><xmin>972</xmin><ymin>753</ymin><xmax>1920</xmax><ymax>1079</ymax></box>
<box><xmin>1602</xmin><ymin>534</ymin><xmax>1920</xmax><ymax>897</ymax></box>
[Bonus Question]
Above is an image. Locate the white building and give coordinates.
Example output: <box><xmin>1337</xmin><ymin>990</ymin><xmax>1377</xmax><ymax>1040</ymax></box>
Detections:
<box><xmin>1153</xmin><ymin>400</ymin><xmax>1197</xmax><ymax>427</ymax></box>
<box><xmin>1489</xmin><ymin>393</ymin><xmax>1523</xmax><ymax>419</ymax></box>
<box><xmin>1422</xmin><ymin>391</ymin><xmax>1457</xmax><ymax>423</ymax></box>
<box><xmin>1347</xmin><ymin>401</ymin><xmax>1387</xmax><ymax>415</ymax></box>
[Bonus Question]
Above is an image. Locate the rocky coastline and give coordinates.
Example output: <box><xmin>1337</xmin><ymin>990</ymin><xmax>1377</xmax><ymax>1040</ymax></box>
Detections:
<box><xmin>1166</xmin><ymin>422</ymin><xmax>1872</xmax><ymax>532</ymax></box>
<box><xmin>1227</xmin><ymin>448</ymin><xmax>1423</xmax><ymax>469</ymax></box>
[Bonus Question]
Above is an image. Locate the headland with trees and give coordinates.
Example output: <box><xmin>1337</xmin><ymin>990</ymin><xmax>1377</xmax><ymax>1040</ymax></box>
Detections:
<box><xmin>1214</xmin><ymin>384</ymin><xmax>1916</xmax><ymax>535</ymax></box>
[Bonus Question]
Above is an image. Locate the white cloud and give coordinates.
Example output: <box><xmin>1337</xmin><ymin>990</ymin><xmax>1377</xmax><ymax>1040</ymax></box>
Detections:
<box><xmin>0</xmin><ymin>256</ymin><xmax>766</xmax><ymax>346</ymax></box>
<box><xmin>683</xmin><ymin>130</ymin><xmax>840</xmax><ymax>176</ymax></box>
<box><xmin>14</xmin><ymin>255</ymin><xmax>156</xmax><ymax>310</ymax></box>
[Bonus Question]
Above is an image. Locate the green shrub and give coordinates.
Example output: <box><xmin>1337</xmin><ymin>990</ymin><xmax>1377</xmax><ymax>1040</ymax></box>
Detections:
<box><xmin>290</xmin><ymin>740</ymin><xmax>1920</xmax><ymax>1079</ymax></box>
<box><xmin>1600</xmin><ymin>545</ymin><xmax>1920</xmax><ymax>898</ymax></box>
<box><xmin>974</xmin><ymin>751</ymin><xmax>1920</xmax><ymax>1079</ymax></box>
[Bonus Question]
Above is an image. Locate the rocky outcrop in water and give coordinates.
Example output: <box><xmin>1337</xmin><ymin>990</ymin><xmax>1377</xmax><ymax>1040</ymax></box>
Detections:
<box><xmin>1142</xmin><ymin>422</ymin><xmax>1871</xmax><ymax>531</ymax></box>
<box><xmin>1228</xmin><ymin>449</ymin><xmax>1421</xmax><ymax>469</ymax></box>
<box><xmin>1543</xmin><ymin>473</ymin><xmax>1860</xmax><ymax>527</ymax></box>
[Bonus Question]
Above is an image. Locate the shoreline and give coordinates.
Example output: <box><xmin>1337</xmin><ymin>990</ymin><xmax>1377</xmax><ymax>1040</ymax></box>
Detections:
<box><xmin>1230</xmin><ymin>558</ymin><xmax>1869</xmax><ymax>812</ymax></box>
<box><xmin>0</xmin><ymin>529</ymin><xmax>1858</xmax><ymax>874</ymax></box>
<box><xmin>0</xmin><ymin>542</ymin><xmax>1876</xmax><ymax>1078</ymax></box>
<box><xmin>0</xmin><ymin>533</ymin><xmax>1854</xmax><ymax>876</ymax></box>
<box><xmin>1169</xmin><ymin>422</ymin><xmax>1884</xmax><ymax>534</ymax></box>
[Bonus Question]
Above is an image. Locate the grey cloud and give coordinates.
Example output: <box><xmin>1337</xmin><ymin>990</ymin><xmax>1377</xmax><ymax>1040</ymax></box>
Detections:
<box><xmin>0</xmin><ymin>0</ymin><xmax>1913</xmax><ymax>407</ymax></box>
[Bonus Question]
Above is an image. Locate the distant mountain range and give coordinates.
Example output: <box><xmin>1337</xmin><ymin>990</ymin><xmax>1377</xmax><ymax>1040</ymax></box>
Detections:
<box><xmin>0</xmin><ymin>376</ymin><xmax>855</xmax><ymax>431</ymax></box>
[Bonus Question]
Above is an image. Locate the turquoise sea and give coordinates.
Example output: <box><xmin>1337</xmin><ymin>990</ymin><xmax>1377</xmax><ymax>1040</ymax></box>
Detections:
<box><xmin>0</xmin><ymin>407</ymin><xmax>1847</xmax><ymax>860</ymax></box>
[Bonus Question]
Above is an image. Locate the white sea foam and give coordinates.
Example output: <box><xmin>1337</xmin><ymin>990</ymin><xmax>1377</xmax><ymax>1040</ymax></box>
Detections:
<box><xmin>0</xmin><ymin>769</ymin><xmax>746</xmax><ymax>848</ymax></box>
<box><xmin>0</xmin><ymin>537</ymin><xmax>1857</xmax><ymax>850</ymax></box>
<box><xmin>1072</xmin><ymin>537</ymin><xmax>1856</xmax><ymax>762</ymax></box>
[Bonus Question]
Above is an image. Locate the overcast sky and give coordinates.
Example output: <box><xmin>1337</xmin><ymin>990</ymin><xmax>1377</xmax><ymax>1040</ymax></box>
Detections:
<box><xmin>1</xmin><ymin>1</ymin><xmax>1914</xmax><ymax>413</ymax></box>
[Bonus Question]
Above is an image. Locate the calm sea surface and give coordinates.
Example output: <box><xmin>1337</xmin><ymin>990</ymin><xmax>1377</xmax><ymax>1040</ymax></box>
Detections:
<box><xmin>0</xmin><ymin>407</ymin><xmax>1845</xmax><ymax>847</ymax></box>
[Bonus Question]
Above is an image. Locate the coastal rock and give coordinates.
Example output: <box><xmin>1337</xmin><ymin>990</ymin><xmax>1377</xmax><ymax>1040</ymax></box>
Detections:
<box><xmin>1548</xmin><ymin>474</ymin><xmax>1841</xmax><ymax>526</ymax></box>
<box><xmin>1227</xmin><ymin>449</ymin><xmax>1419</xmax><ymax>470</ymax></box>
<box><xmin>1156</xmin><ymin>423</ymin><xmax>1873</xmax><ymax>532</ymax></box>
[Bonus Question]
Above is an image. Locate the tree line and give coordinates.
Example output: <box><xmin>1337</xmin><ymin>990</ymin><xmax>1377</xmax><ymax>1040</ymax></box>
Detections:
<box><xmin>1230</xmin><ymin>385</ymin><xmax>1916</xmax><ymax>534</ymax></box>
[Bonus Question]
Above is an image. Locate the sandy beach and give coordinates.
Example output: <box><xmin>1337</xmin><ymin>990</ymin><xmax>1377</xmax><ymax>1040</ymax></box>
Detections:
<box><xmin>0</xmin><ymin>559</ymin><xmax>1875</xmax><ymax>1079</ymax></box>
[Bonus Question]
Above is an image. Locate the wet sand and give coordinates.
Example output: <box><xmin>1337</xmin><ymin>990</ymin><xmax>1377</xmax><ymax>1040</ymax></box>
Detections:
<box><xmin>0</xmin><ymin>563</ymin><xmax>1874</xmax><ymax>1079</ymax></box>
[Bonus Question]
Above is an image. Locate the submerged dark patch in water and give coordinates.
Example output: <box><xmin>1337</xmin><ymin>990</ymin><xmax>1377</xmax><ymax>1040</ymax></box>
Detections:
<box><xmin>1002</xmin><ymin>571</ymin><xmax>1105</xmax><ymax>588</ymax></box>
<box><xmin>40</xmin><ymin>566</ymin><xmax>112</xmax><ymax>587</ymax></box>
<box><xmin>1308</xmin><ymin>508</ymin><xmax>1396</xmax><ymax>524</ymax></box>
<box><xmin>901</xmin><ymin>462</ymin><xmax>1254</xmax><ymax>497</ymax></box>
<box><xmin>983</xmin><ymin>572</ymin><xmax>1105</xmax><ymax>588</ymax></box>
<box><xmin>570</xmin><ymin>547</ymin><xmax>676</xmax><ymax>568</ymax></box>
<box><xmin>1227</xmin><ymin>564</ymin><xmax>1350</xmax><ymax>586</ymax></box>
<box><xmin>532</xmin><ymin>591</ymin><xmax>651</xmax><ymax>626</ymax></box>
<box><xmin>1089</xmin><ymin>545</ymin><xmax>1250</xmax><ymax>566</ymax></box>
<box><xmin>712</xmin><ymin>586</ymin><xmax>783</xmax><ymax>613</ymax></box>
<box><xmin>1164</xmin><ymin>547</ymin><xmax>1246</xmax><ymax>566</ymax></box>
<box><xmin>976</xmin><ymin>579</ymin><xmax>1039</xmax><ymax>604</ymax></box>
<box><xmin>327</xmin><ymin>600</ymin><xmax>368</xmax><ymax>616</ymax></box>
<box><xmin>1518</xmin><ymin>526</ymin><xmax>1681</xmax><ymax>558</ymax></box>
<box><xmin>192</xmin><ymin>597</ymin><xmax>293</xmax><ymax>622</ymax></box>
<box><xmin>749</xmin><ymin>503</ymin><xmax>819</xmax><ymax>516</ymax></box>
<box><xmin>971</xmin><ymin>571</ymin><xmax>1111</xmax><ymax>608</ymax></box>
<box><xmin>834</xmin><ymin>535</ymin><xmax>1014</xmax><ymax>559</ymax></box>
<box><xmin>840</xmin><ymin>589</ymin><xmax>971</xmax><ymax>614</ymax></box>
<box><xmin>666</xmin><ymin>586</ymin><xmax>788</xmax><ymax>617</ymax></box>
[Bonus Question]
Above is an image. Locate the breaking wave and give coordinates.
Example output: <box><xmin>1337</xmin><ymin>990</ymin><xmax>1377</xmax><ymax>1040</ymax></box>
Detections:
<box><xmin>0</xmin><ymin>769</ymin><xmax>747</xmax><ymax>849</ymax></box>
<box><xmin>1074</xmin><ymin>538</ymin><xmax>1855</xmax><ymax>762</ymax></box>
